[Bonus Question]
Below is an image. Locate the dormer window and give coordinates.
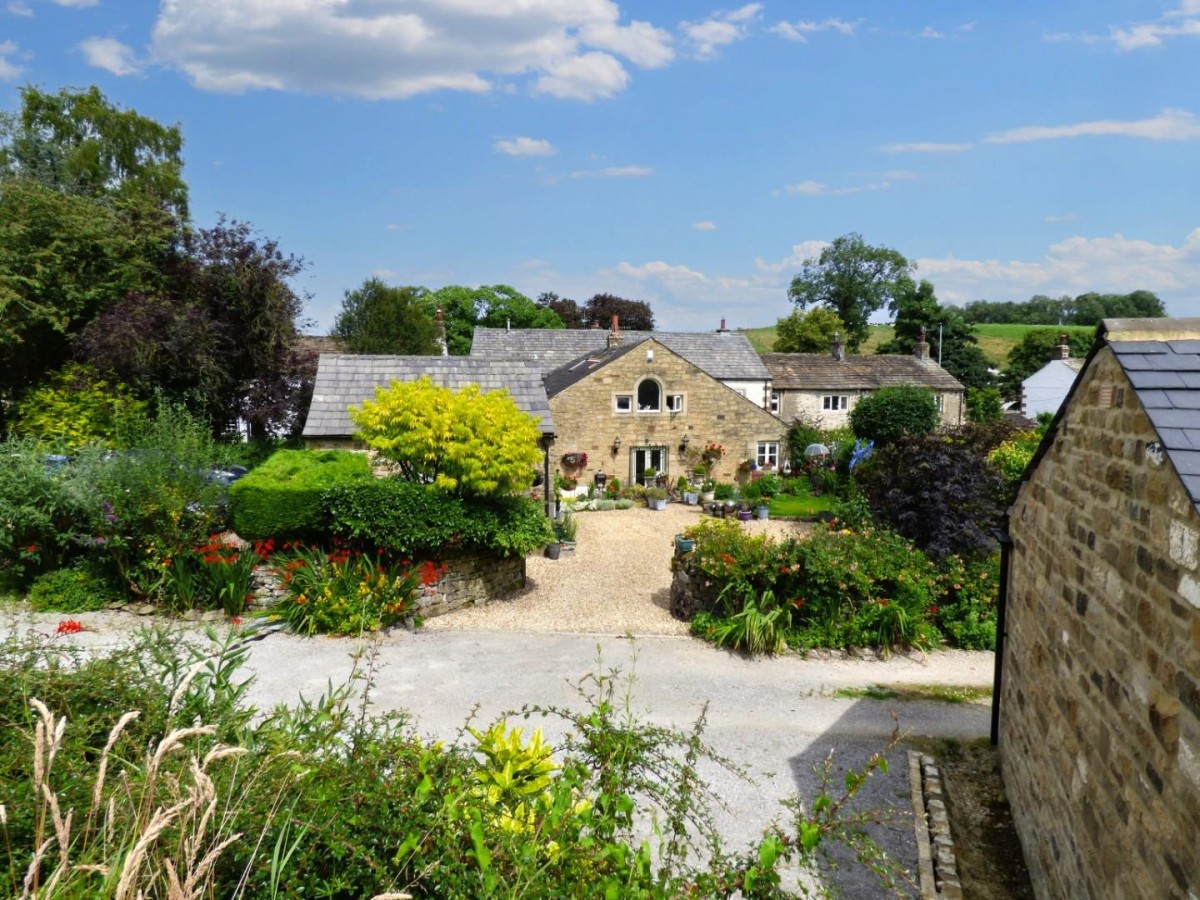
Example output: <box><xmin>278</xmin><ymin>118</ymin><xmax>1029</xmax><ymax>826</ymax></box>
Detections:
<box><xmin>637</xmin><ymin>379</ymin><xmax>661</xmax><ymax>411</ymax></box>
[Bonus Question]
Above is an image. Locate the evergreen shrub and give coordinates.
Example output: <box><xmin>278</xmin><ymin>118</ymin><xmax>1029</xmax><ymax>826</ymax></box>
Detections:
<box><xmin>228</xmin><ymin>449</ymin><xmax>370</xmax><ymax>540</ymax></box>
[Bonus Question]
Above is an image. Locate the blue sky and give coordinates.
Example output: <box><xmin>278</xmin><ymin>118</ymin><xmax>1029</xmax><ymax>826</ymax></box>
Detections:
<box><xmin>3</xmin><ymin>1</ymin><xmax>1199</xmax><ymax>332</ymax></box>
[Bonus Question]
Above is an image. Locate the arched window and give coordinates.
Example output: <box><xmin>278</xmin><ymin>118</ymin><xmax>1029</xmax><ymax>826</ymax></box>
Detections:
<box><xmin>637</xmin><ymin>379</ymin><xmax>661</xmax><ymax>411</ymax></box>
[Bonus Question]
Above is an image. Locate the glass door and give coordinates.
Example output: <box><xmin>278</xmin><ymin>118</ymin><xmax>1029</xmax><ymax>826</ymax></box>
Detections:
<box><xmin>632</xmin><ymin>446</ymin><xmax>667</xmax><ymax>485</ymax></box>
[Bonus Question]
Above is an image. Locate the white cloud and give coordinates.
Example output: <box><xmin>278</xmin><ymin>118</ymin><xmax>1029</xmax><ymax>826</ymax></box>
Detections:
<box><xmin>918</xmin><ymin>229</ymin><xmax>1200</xmax><ymax>307</ymax></box>
<box><xmin>371</xmin><ymin>268</ymin><xmax>399</xmax><ymax>279</ymax></box>
<box><xmin>6</xmin><ymin>2</ymin><xmax>33</xmax><ymax>17</ymax></box>
<box><xmin>769</xmin><ymin>17</ymin><xmax>860</xmax><ymax>42</ymax></box>
<box><xmin>493</xmin><ymin>136</ymin><xmax>556</xmax><ymax>157</ymax></box>
<box><xmin>568</xmin><ymin>165</ymin><xmax>653</xmax><ymax>179</ymax></box>
<box><xmin>784</xmin><ymin>179</ymin><xmax>891</xmax><ymax>196</ymax></box>
<box><xmin>693</xmin><ymin>221</ymin><xmax>717</xmax><ymax>231</ymax></box>
<box><xmin>985</xmin><ymin>108</ymin><xmax>1200</xmax><ymax>143</ymax></box>
<box><xmin>919</xmin><ymin>26</ymin><xmax>946</xmax><ymax>39</ymax></box>
<box><xmin>534</xmin><ymin>51</ymin><xmax>629</xmax><ymax>100</ymax></box>
<box><xmin>1109</xmin><ymin>2</ymin><xmax>1200</xmax><ymax>49</ymax></box>
<box><xmin>384</xmin><ymin>223</ymin><xmax>411</xmax><ymax>232</ymax></box>
<box><xmin>79</xmin><ymin>37</ymin><xmax>141</xmax><ymax>76</ymax></box>
<box><xmin>149</xmin><ymin>0</ymin><xmax>671</xmax><ymax>101</ymax></box>
<box><xmin>517</xmin><ymin>258</ymin><xmax>551</xmax><ymax>269</ymax></box>
<box><xmin>681</xmin><ymin>5</ymin><xmax>762</xmax><ymax>59</ymax></box>
<box><xmin>1044</xmin><ymin>213</ymin><xmax>1080</xmax><ymax>224</ymax></box>
<box><xmin>881</xmin><ymin>141</ymin><xmax>974</xmax><ymax>153</ymax></box>
<box><xmin>0</xmin><ymin>40</ymin><xmax>22</xmax><ymax>80</ymax></box>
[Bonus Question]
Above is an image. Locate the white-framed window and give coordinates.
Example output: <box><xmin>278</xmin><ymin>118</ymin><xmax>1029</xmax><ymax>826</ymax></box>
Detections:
<box><xmin>757</xmin><ymin>441</ymin><xmax>779</xmax><ymax>468</ymax></box>
<box><xmin>637</xmin><ymin>379</ymin><xmax>661</xmax><ymax>411</ymax></box>
<box><xmin>666</xmin><ymin>394</ymin><xmax>684</xmax><ymax>412</ymax></box>
<box><xmin>935</xmin><ymin>394</ymin><xmax>944</xmax><ymax>412</ymax></box>
<box><xmin>615</xmin><ymin>394</ymin><xmax>632</xmax><ymax>413</ymax></box>
<box><xmin>770</xmin><ymin>391</ymin><xmax>781</xmax><ymax>414</ymax></box>
<box><xmin>822</xmin><ymin>395</ymin><xmax>849</xmax><ymax>411</ymax></box>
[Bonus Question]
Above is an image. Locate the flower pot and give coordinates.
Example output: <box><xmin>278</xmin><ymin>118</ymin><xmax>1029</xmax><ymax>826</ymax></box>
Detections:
<box><xmin>756</xmin><ymin>505</ymin><xmax>770</xmax><ymax>520</ymax></box>
<box><xmin>700</xmin><ymin>491</ymin><xmax>715</xmax><ymax>503</ymax></box>
<box><xmin>737</xmin><ymin>510</ymin><xmax>753</xmax><ymax>522</ymax></box>
<box><xmin>544</xmin><ymin>542</ymin><xmax>562</xmax><ymax>560</ymax></box>
<box><xmin>648</xmin><ymin>498</ymin><xmax>668</xmax><ymax>511</ymax></box>
<box><xmin>683</xmin><ymin>491</ymin><xmax>699</xmax><ymax>505</ymax></box>
<box><xmin>674</xmin><ymin>534</ymin><xmax>695</xmax><ymax>553</ymax></box>
<box><xmin>560</xmin><ymin>541</ymin><xmax>577</xmax><ymax>556</ymax></box>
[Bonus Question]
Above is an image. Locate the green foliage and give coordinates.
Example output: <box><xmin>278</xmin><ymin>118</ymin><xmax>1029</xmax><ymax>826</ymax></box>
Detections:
<box><xmin>229</xmin><ymin>449</ymin><xmax>371</xmax><ymax>541</ymax></box>
<box><xmin>268</xmin><ymin>543</ymin><xmax>422</xmax><ymax>634</ymax></box>
<box><xmin>788</xmin><ymin>233</ymin><xmax>915</xmax><ymax>352</ymax></box>
<box><xmin>933</xmin><ymin>554</ymin><xmax>1000</xmax><ymax>650</ymax></box>
<box><xmin>161</xmin><ymin>535</ymin><xmax>260</xmax><ymax>615</ymax></box>
<box><xmin>324</xmin><ymin>478</ymin><xmax>554</xmax><ymax>558</ymax></box>
<box><xmin>773</xmin><ymin>306</ymin><xmax>844</xmax><ymax>353</ymax></box>
<box><xmin>711</xmin><ymin>587</ymin><xmax>789</xmax><ymax>654</ymax></box>
<box><xmin>965</xmin><ymin>386</ymin><xmax>1004</xmax><ymax>424</ymax></box>
<box><xmin>987</xmin><ymin>430</ymin><xmax>1042</xmax><ymax>504</ymax></box>
<box><xmin>422</xmin><ymin>284</ymin><xmax>562</xmax><ymax>355</ymax></box>
<box><xmin>849</xmin><ymin>386</ymin><xmax>939</xmax><ymax>446</ymax></box>
<box><xmin>12</xmin><ymin>363</ymin><xmax>147</xmax><ymax>449</ymax></box>
<box><xmin>786</xmin><ymin>415</ymin><xmax>826</xmax><ymax>465</ymax></box>
<box><xmin>959</xmin><ymin>292</ymin><xmax>1165</xmax><ymax>325</ymax></box>
<box><xmin>351</xmin><ymin>376</ymin><xmax>542</xmax><ymax>498</ymax></box>
<box><xmin>713</xmin><ymin>482</ymin><xmax>736</xmax><ymax>501</ymax></box>
<box><xmin>27</xmin><ymin>562</ymin><xmax>123</xmax><ymax>612</ymax></box>
<box><xmin>999</xmin><ymin>327</ymin><xmax>1095</xmax><ymax>400</ymax></box>
<box><xmin>331</xmin><ymin>277</ymin><xmax>440</xmax><ymax>354</ymax></box>
<box><xmin>876</xmin><ymin>280</ymin><xmax>995</xmax><ymax>390</ymax></box>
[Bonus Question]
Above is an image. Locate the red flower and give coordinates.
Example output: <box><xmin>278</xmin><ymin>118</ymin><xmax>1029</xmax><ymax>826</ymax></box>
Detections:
<box><xmin>929</xmin><ymin>605</ymin><xmax>939</xmax><ymax>616</ymax></box>
<box><xmin>25</xmin><ymin>544</ymin><xmax>37</xmax><ymax>554</ymax></box>
<box><xmin>230</xmin><ymin>616</ymin><xmax>243</xmax><ymax>625</ymax></box>
<box><xmin>791</xmin><ymin>598</ymin><xmax>805</xmax><ymax>609</ymax></box>
<box><xmin>56</xmin><ymin>619</ymin><xmax>85</xmax><ymax>634</ymax></box>
<box><xmin>721</xmin><ymin>553</ymin><xmax>735</xmax><ymax>567</ymax></box>
<box><xmin>878</xmin><ymin>598</ymin><xmax>890</xmax><ymax>607</ymax></box>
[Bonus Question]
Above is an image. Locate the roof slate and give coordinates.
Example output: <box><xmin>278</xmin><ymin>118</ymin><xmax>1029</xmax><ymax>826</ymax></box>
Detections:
<box><xmin>541</xmin><ymin>339</ymin><xmax>647</xmax><ymax>398</ymax></box>
<box><xmin>1110</xmin><ymin>328</ymin><xmax>1200</xmax><ymax>512</ymax></box>
<box><xmin>471</xmin><ymin>327</ymin><xmax>770</xmax><ymax>380</ymax></box>
<box><xmin>303</xmin><ymin>355</ymin><xmax>554</xmax><ymax>437</ymax></box>
<box><xmin>760</xmin><ymin>352</ymin><xmax>964</xmax><ymax>392</ymax></box>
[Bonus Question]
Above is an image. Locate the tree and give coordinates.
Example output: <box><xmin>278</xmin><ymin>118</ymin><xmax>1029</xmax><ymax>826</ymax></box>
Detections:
<box><xmin>849</xmin><ymin>386</ymin><xmax>939</xmax><ymax>447</ymax></box>
<box><xmin>965</xmin><ymin>387</ymin><xmax>1004</xmax><ymax>424</ymax></box>
<box><xmin>583</xmin><ymin>293</ymin><xmax>654</xmax><ymax>331</ymax></box>
<box><xmin>0</xmin><ymin>85</ymin><xmax>188</xmax><ymax>219</ymax></box>
<box><xmin>773</xmin><ymin>307</ymin><xmax>844</xmax><ymax>353</ymax></box>
<box><xmin>476</xmin><ymin>285</ymin><xmax>563</xmax><ymax>331</ymax></box>
<box><xmin>999</xmin><ymin>328</ymin><xmax>1095</xmax><ymax>401</ymax></box>
<box><xmin>350</xmin><ymin>377</ymin><xmax>542</xmax><ymax>497</ymax></box>
<box><xmin>12</xmin><ymin>363</ymin><xmax>146</xmax><ymax>449</ymax></box>
<box><xmin>876</xmin><ymin>280</ymin><xmax>994</xmax><ymax>390</ymax></box>
<box><xmin>537</xmin><ymin>292</ymin><xmax>585</xmax><ymax>328</ymax></box>
<box><xmin>421</xmin><ymin>285</ymin><xmax>562</xmax><ymax>355</ymax></box>
<box><xmin>788</xmin><ymin>234</ymin><xmax>915</xmax><ymax>351</ymax></box>
<box><xmin>332</xmin><ymin>278</ymin><xmax>439</xmax><ymax>355</ymax></box>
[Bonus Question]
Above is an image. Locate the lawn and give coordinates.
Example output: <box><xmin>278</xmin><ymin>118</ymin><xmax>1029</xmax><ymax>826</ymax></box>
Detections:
<box><xmin>769</xmin><ymin>492</ymin><xmax>836</xmax><ymax>517</ymax></box>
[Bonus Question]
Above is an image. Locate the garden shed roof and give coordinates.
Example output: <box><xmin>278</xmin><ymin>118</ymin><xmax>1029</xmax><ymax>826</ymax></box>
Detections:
<box><xmin>471</xmin><ymin>327</ymin><xmax>770</xmax><ymax>381</ymax></box>
<box><xmin>303</xmin><ymin>354</ymin><xmax>555</xmax><ymax>438</ymax></box>
<box><xmin>761</xmin><ymin>353</ymin><xmax>964</xmax><ymax>392</ymax></box>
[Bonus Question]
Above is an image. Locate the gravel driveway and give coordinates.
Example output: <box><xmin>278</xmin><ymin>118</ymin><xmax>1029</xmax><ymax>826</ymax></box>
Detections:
<box><xmin>425</xmin><ymin>503</ymin><xmax>807</xmax><ymax>635</ymax></box>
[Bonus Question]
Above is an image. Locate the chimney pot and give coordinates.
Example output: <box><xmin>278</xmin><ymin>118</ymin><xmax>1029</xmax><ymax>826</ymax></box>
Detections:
<box><xmin>831</xmin><ymin>332</ymin><xmax>845</xmax><ymax>362</ymax></box>
<box><xmin>1055</xmin><ymin>334</ymin><xmax>1071</xmax><ymax>360</ymax></box>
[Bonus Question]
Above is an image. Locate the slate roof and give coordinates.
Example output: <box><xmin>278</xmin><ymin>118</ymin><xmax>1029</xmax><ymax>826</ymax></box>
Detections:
<box><xmin>1107</xmin><ymin>319</ymin><xmax>1200</xmax><ymax>509</ymax></box>
<box><xmin>541</xmin><ymin>339</ymin><xmax>646</xmax><ymax>398</ymax></box>
<box><xmin>471</xmin><ymin>327</ymin><xmax>770</xmax><ymax>381</ymax></box>
<box><xmin>761</xmin><ymin>353</ymin><xmax>964</xmax><ymax>392</ymax></box>
<box><xmin>303</xmin><ymin>354</ymin><xmax>554</xmax><ymax>438</ymax></box>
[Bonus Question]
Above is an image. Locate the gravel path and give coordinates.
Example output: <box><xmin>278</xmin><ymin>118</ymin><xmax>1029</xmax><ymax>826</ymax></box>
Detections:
<box><xmin>424</xmin><ymin>503</ymin><xmax>808</xmax><ymax>635</ymax></box>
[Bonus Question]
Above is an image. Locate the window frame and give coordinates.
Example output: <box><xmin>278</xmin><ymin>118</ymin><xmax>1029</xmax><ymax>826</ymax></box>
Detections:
<box><xmin>757</xmin><ymin>441</ymin><xmax>779</xmax><ymax>468</ymax></box>
<box><xmin>770</xmin><ymin>391</ymin><xmax>781</xmax><ymax>414</ymax></box>
<box><xmin>636</xmin><ymin>377</ymin><xmax>662</xmax><ymax>413</ymax></box>
<box><xmin>822</xmin><ymin>394</ymin><xmax>849</xmax><ymax>411</ymax></box>
<box><xmin>614</xmin><ymin>394</ymin><xmax>633</xmax><ymax>413</ymax></box>
<box><xmin>666</xmin><ymin>393</ymin><xmax>685</xmax><ymax>413</ymax></box>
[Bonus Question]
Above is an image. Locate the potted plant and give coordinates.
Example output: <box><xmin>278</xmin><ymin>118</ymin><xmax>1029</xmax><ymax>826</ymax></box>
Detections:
<box><xmin>699</xmin><ymin>479</ymin><xmax>715</xmax><ymax>503</ymax></box>
<box><xmin>555</xmin><ymin>512</ymin><xmax>578</xmax><ymax>555</ymax></box>
<box><xmin>643</xmin><ymin>466</ymin><xmax>657</xmax><ymax>486</ymax></box>
<box><xmin>644</xmin><ymin>487</ymin><xmax>668</xmax><ymax>510</ymax></box>
<box><xmin>674</xmin><ymin>533</ymin><xmax>695</xmax><ymax>553</ymax></box>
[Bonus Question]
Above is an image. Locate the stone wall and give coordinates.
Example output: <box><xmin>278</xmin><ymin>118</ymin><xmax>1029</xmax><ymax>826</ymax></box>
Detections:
<box><xmin>549</xmin><ymin>339</ymin><xmax>787</xmax><ymax>486</ymax></box>
<box><xmin>1001</xmin><ymin>348</ymin><xmax>1200</xmax><ymax>899</ymax></box>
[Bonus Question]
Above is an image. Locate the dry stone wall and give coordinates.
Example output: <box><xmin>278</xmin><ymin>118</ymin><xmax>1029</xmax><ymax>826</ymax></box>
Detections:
<box><xmin>1002</xmin><ymin>348</ymin><xmax>1200</xmax><ymax>899</ymax></box>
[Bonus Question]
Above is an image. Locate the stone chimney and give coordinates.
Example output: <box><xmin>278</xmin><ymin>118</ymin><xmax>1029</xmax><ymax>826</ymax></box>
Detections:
<box><xmin>436</xmin><ymin>307</ymin><xmax>448</xmax><ymax>357</ymax></box>
<box><xmin>1055</xmin><ymin>334</ymin><xmax>1071</xmax><ymax>360</ymax></box>
<box><xmin>607</xmin><ymin>314</ymin><xmax>623</xmax><ymax>349</ymax></box>
<box><xmin>914</xmin><ymin>328</ymin><xmax>930</xmax><ymax>361</ymax></box>
<box><xmin>831</xmin><ymin>332</ymin><xmax>845</xmax><ymax>362</ymax></box>
<box><xmin>716</xmin><ymin>318</ymin><xmax>730</xmax><ymax>334</ymax></box>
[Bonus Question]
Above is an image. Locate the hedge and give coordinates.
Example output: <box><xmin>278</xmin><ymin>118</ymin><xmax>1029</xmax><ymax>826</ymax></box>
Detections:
<box><xmin>324</xmin><ymin>479</ymin><xmax>553</xmax><ymax>558</ymax></box>
<box><xmin>229</xmin><ymin>449</ymin><xmax>371</xmax><ymax>540</ymax></box>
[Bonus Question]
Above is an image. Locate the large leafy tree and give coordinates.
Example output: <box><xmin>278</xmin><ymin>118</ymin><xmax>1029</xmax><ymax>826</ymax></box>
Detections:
<box><xmin>788</xmin><ymin>234</ymin><xmax>915</xmax><ymax>351</ymax></box>
<box><xmin>537</xmin><ymin>291</ymin><xmax>585</xmax><ymax>328</ymax></box>
<box><xmin>332</xmin><ymin>278</ymin><xmax>439</xmax><ymax>354</ymax></box>
<box><xmin>423</xmin><ymin>284</ymin><xmax>562</xmax><ymax>355</ymax></box>
<box><xmin>876</xmin><ymin>280</ymin><xmax>994</xmax><ymax>390</ymax></box>
<box><xmin>849</xmin><ymin>386</ymin><xmax>939</xmax><ymax>447</ymax></box>
<box><xmin>773</xmin><ymin>307</ymin><xmax>845</xmax><ymax>353</ymax></box>
<box><xmin>0</xmin><ymin>85</ymin><xmax>188</xmax><ymax>219</ymax></box>
<box><xmin>583</xmin><ymin>293</ymin><xmax>654</xmax><ymax>331</ymax></box>
<box><xmin>350</xmin><ymin>377</ymin><xmax>542</xmax><ymax>497</ymax></box>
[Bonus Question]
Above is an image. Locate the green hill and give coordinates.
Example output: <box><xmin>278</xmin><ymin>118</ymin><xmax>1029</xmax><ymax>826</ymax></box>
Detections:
<box><xmin>738</xmin><ymin>323</ymin><xmax>1095</xmax><ymax>367</ymax></box>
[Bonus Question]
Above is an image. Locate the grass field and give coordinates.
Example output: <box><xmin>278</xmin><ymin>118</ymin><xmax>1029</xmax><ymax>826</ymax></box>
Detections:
<box><xmin>739</xmin><ymin>322</ymin><xmax>1096</xmax><ymax>367</ymax></box>
<box><xmin>769</xmin><ymin>492</ymin><xmax>836</xmax><ymax>517</ymax></box>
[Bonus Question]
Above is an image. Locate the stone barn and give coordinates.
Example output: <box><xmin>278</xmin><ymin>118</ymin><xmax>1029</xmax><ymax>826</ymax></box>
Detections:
<box><xmin>999</xmin><ymin>318</ymin><xmax>1200</xmax><ymax>898</ymax></box>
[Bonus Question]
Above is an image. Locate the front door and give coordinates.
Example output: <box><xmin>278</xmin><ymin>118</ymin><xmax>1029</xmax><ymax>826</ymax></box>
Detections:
<box><xmin>632</xmin><ymin>446</ymin><xmax>667</xmax><ymax>485</ymax></box>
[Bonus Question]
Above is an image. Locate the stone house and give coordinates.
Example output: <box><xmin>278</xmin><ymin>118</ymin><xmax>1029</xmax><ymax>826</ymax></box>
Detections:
<box><xmin>471</xmin><ymin>318</ymin><xmax>773</xmax><ymax>408</ymax></box>
<box><xmin>1021</xmin><ymin>333</ymin><xmax>1085</xmax><ymax>418</ymax></box>
<box><xmin>998</xmin><ymin>318</ymin><xmax>1200</xmax><ymax>899</ymax></box>
<box><xmin>761</xmin><ymin>334</ymin><xmax>964</xmax><ymax>430</ymax></box>
<box><xmin>541</xmin><ymin>334</ymin><xmax>787</xmax><ymax>488</ymax></box>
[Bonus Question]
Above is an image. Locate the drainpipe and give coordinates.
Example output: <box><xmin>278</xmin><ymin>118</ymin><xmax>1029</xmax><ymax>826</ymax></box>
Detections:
<box><xmin>540</xmin><ymin>434</ymin><xmax>555</xmax><ymax>518</ymax></box>
<box><xmin>991</xmin><ymin>513</ymin><xmax>1012</xmax><ymax>746</ymax></box>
